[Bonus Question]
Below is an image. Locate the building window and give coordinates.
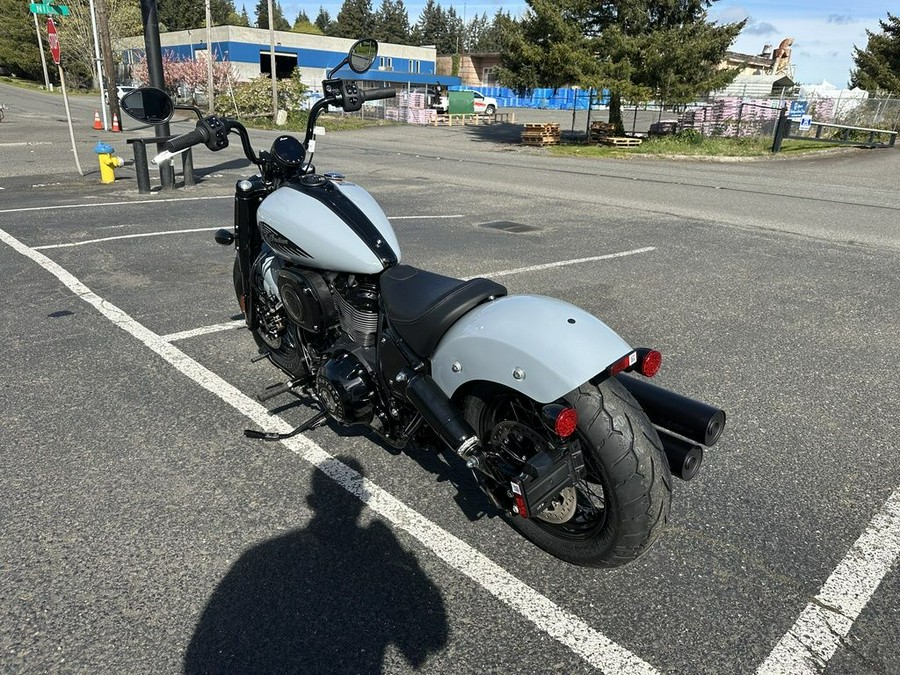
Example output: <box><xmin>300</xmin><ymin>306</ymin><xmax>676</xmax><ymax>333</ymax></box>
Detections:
<box><xmin>412</xmin><ymin>60</ymin><xmax>421</xmax><ymax>74</ymax></box>
<box><xmin>482</xmin><ymin>66</ymin><xmax>497</xmax><ymax>85</ymax></box>
<box><xmin>379</xmin><ymin>56</ymin><xmax>393</xmax><ymax>71</ymax></box>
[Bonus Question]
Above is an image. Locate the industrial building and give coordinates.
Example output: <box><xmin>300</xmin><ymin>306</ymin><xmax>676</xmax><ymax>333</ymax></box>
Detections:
<box><xmin>120</xmin><ymin>26</ymin><xmax>461</xmax><ymax>91</ymax></box>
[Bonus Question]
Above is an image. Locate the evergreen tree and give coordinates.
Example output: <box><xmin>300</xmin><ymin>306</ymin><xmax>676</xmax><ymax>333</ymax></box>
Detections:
<box><xmin>255</xmin><ymin>0</ymin><xmax>290</xmax><ymax>30</ymax></box>
<box><xmin>159</xmin><ymin>0</ymin><xmax>205</xmax><ymax>30</ymax></box>
<box><xmin>412</xmin><ymin>0</ymin><xmax>446</xmax><ymax>50</ymax></box>
<box><xmin>332</xmin><ymin>0</ymin><xmax>373</xmax><ymax>39</ymax></box>
<box><xmin>500</xmin><ymin>0</ymin><xmax>743</xmax><ymax>132</ymax></box>
<box><xmin>0</xmin><ymin>0</ymin><xmax>46</xmax><ymax>79</ymax></box>
<box><xmin>374</xmin><ymin>0</ymin><xmax>409</xmax><ymax>44</ymax></box>
<box><xmin>314</xmin><ymin>6</ymin><xmax>333</xmax><ymax>34</ymax></box>
<box><xmin>240</xmin><ymin>5</ymin><xmax>251</xmax><ymax>26</ymax></box>
<box><xmin>444</xmin><ymin>6</ymin><xmax>464</xmax><ymax>53</ymax></box>
<box><xmin>850</xmin><ymin>12</ymin><xmax>900</xmax><ymax>93</ymax></box>
<box><xmin>293</xmin><ymin>10</ymin><xmax>323</xmax><ymax>34</ymax></box>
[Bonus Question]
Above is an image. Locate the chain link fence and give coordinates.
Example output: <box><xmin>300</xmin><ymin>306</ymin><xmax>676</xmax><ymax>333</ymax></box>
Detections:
<box><xmin>670</xmin><ymin>93</ymin><xmax>900</xmax><ymax>139</ymax></box>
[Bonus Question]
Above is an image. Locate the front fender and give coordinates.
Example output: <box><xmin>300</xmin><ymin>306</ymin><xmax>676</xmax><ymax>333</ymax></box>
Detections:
<box><xmin>431</xmin><ymin>295</ymin><xmax>631</xmax><ymax>403</ymax></box>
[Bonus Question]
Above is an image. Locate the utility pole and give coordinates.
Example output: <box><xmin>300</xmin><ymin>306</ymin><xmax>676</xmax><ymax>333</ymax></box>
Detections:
<box><xmin>268</xmin><ymin>0</ymin><xmax>277</xmax><ymax>119</ymax></box>
<box><xmin>88</xmin><ymin>0</ymin><xmax>109</xmax><ymax>129</ymax></box>
<box><xmin>205</xmin><ymin>0</ymin><xmax>214</xmax><ymax>113</ymax></box>
<box><xmin>95</xmin><ymin>0</ymin><xmax>121</xmax><ymax>129</ymax></box>
<box><xmin>32</xmin><ymin>13</ymin><xmax>51</xmax><ymax>90</ymax></box>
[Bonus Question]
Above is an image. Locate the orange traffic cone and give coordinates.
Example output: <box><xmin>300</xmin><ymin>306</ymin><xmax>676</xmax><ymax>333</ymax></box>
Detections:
<box><xmin>111</xmin><ymin>113</ymin><xmax>120</xmax><ymax>132</ymax></box>
<box><xmin>93</xmin><ymin>110</ymin><xmax>102</xmax><ymax>130</ymax></box>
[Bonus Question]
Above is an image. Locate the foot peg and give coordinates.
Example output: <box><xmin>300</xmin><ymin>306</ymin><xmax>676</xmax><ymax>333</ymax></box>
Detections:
<box><xmin>257</xmin><ymin>378</ymin><xmax>303</xmax><ymax>402</ymax></box>
<box><xmin>244</xmin><ymin>411</ymin><xmax>327</xmax><ymax>442</ymax></box>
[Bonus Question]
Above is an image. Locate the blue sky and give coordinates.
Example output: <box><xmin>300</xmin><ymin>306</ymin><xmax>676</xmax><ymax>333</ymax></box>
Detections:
<box><xmin>280</xmin><ymin>0</ymin><xmax>894</xmax><ymax>87</ymax></box>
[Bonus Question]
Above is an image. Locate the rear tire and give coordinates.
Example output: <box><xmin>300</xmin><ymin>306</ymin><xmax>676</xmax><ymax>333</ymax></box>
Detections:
<box><xmin>464</xmin><ymin>378</ymin><xmax>672</xmax><ymax>567</ymax></box>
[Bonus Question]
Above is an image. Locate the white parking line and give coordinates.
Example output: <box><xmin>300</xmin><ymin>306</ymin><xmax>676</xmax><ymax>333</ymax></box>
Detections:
<box><xmin>757</xmin><ymin>486</ymin><xmax>900</xmax><ymax>674</ymax></box>
<box><xmin>34</xmin><ymin>227</ymin><xmax>221</xmax><ymax>250</ymax></box>
<box><xmin>160</xmin><ymin>320</ymin><xmax>247</xmax><ymax>343</ymax></box>
<box><xmin>464</xmin><ymin>247</ymin><xmax>656</xmax><ymax>280</ymax></box>
<box><xmin>0</xmin><ymin>225</ymin><xmax>661</xmax><ymax>674</ymax></box>
<box><xmin>165</xmin><ymin>246</ymin><xmax>657</xmax><ymax>341</ymax></box>
<box><xmin>0</xmin><ymin>195</ymin><xmax>232</xmax><ymax>214</ymax></box>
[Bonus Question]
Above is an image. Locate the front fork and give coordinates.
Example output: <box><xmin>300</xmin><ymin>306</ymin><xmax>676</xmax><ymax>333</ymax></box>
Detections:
<box><xmin>233</xmin><ymin>176</ymin><xmax>269</xmax><ymax>329</ymax></box>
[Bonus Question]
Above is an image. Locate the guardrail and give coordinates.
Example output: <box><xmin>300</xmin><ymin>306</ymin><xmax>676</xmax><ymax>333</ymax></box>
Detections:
<box><xmin>772</xmin><ymin>109</ymin><xmax>898</xmax><ymax>152</ymax></box>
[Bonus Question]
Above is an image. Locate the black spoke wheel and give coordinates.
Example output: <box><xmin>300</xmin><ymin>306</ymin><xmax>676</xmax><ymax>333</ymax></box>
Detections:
<box><xmin>464</xmin><ymin>378</ymin><xmax>672</xmax><ymax>568</ymax></box>
<box><xmin>233</xmin><ymin>255</ymin><xmax>308</xmax><ymax>379</ymax></box>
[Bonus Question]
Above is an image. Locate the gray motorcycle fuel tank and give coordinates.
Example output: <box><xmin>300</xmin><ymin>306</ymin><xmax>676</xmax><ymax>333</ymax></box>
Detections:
<box><xmin>256</xmin><ymin>176</ymin><xmax>402</xmax><ymax>273</ymax></box>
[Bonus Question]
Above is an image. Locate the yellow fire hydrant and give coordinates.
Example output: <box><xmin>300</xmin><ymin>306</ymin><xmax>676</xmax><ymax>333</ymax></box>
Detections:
<box><xmin>95</xmin><ymin>141</ymin><xmax>124</xmax><ymax>184</ymax></box>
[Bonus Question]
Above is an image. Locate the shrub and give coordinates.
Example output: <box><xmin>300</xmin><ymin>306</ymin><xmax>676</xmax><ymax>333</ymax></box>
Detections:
<box><xmin>217</xmin><ymin>69</ymin><xmax>307</xmax><ymax>120</ymax></box>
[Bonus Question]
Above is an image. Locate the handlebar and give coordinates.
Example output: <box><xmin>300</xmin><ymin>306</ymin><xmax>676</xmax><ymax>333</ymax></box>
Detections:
<box><xmin>166</xmin><ymin>127</ymin><xmax>209</xmax><ymax>153</ymax></box>
<box><xmin>361</xmin><ymin>87</ymin><xmax>397</xmax><ymax>102</ymax></box>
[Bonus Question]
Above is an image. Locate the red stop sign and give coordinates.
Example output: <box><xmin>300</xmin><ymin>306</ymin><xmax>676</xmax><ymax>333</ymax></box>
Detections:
<box><xmin>47</xmin><ymin>18</ymin><xmax>60</xmax><ymax>65</ymax></box>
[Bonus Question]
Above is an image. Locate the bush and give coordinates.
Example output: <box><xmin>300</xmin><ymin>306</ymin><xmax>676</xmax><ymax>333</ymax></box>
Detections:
<box><xmin>217</xmin><ymin>69</ymin><xmax>307</xmax><ymax>120</ymax></box>
<box><xmin>675</xmin><ymin>128</ymin><xmax>703</xmax><ymax>145</ymax></box>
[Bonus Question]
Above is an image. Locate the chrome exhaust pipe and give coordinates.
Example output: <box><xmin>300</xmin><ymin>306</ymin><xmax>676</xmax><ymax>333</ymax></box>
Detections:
<box><xmin>616</xmin><ymin>374</ymin><xmax>726</xmax><ymax>447</ymax></box>
<box><xmin>657</xmin><ymin>429</ymin><xmax>704</xmax><ymax>481</ymax></box>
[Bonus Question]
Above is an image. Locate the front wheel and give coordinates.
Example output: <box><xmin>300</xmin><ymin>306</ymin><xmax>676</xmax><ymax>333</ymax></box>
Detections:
<box><xmin>464</xmin><ymin>378</ymin><xmax>672</xmax><ymax>567</ymax></box>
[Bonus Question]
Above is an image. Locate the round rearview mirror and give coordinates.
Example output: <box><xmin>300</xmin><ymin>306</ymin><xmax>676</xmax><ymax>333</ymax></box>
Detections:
<box><xmin>348</xmin><ymin>38</ymin><xmax>378</xmax><ymax>74</ymax></box>
<box><xmin>120</xmin><ymin>87</ymin><xmax>174</xmax><ymax>124</ymax></box>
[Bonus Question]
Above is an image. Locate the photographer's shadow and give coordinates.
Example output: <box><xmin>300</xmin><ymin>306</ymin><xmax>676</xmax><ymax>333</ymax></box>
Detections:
<box><xmin>184</xmin><ymin>457</ymin><xmax>448</xmax><ymax>674</ymax></box>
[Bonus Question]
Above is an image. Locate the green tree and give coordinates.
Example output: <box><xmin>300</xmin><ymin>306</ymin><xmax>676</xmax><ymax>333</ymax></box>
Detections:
<box><xmin>240</xmin><ymin>5</ymin><xmax>251</xmax><ymax>26</ymax></box>
<box><xmin>373</xmin><ymin>0</ymin><xmax>409</xmax><ymax>44</ymax></box>
<box><xmin>412</xmin><ymin>0</ymin><xmax>447</xmax><ymax>50</ymax></box>
<box><xmin>332</xmin><ymin>0</ymin><xmax>373</xmax><ymax>39</ymax></box>
<box><xmin>0</xmin><ymin>0</ymin><xmax>44</xmax><ymax>80</ymax></box>
<box><xmin>255</xmin><ymin>0</ymin><xmax>290</xmax><ymax>30</ymax></box>
<box><xmin>850</xmin><ymin>12</ymin><xmax>900</xmax><ymax>93</ymax></box>
<box><xmin>159</xmin><ymin>0</ymin><xmax>204</xmax><ymax>30</ymax></box>
<box><xmin>314</xmin><ymin>6</ymin><xmax>333</xmax><ymax>34</ymax></box>
<box><xmin>500</xmin><ymin>0</ymin><xmax>743</xmax><ymax>133</ymax></box>
<box><xmin>466</xmin><ymin>9</ymin><xmax>508</xmax><ymax>53</ymax></box>
<box><xmin>292</xmin><ymin>9</ymin><xmax>323</xmax><ymax>33</ymax></box>
<box><xmin>59</xmin><ymin>0</ymin><xmax>143</xmax><ymax>86</ymax></box>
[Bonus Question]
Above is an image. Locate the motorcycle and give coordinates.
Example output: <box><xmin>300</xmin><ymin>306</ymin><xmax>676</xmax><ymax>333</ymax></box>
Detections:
<box><xmin>121</xmin><ymin>39</ymin><xmax>726</xmax><ymax>568</ymax></box>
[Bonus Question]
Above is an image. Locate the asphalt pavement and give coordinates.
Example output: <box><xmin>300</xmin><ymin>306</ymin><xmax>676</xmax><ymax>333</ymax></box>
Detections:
<box><xmin>1</xmin><ymin>82</ymin><xmax>899</xmax><ymax>674</ymax></box>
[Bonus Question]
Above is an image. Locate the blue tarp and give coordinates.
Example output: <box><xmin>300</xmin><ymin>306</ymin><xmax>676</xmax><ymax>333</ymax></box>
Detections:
<box><xmin>449</xmin><ymin>85</ymin><xmax>611</xmax><ymax>109</ymax></box>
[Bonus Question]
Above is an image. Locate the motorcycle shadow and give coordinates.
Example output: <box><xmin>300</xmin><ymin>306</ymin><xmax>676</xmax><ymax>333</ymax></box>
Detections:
<box><xmin>184</xmin><ymin>456</ymin><xmax>450</xmax><ymax>673</ymax></box>
<box><xmin>264</xmin><ymin>393</ymin><xmax>501</xmax><ymax>524</ymax></box>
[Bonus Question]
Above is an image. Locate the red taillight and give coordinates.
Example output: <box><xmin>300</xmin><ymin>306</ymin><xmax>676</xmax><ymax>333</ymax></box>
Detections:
<box><xmin>637</xmin><ymin>349</ymin><xmax>662</xmax><ymax>377</ymax></box>
<box><xmin>609</xmin><ymin>351</ymin><xmax>637</xmax><ymax>376</ymax></box>
<box><xmin>555</xmin><ymin>408</ymin><xmax>578</xmax><ymax>438</ymax></box>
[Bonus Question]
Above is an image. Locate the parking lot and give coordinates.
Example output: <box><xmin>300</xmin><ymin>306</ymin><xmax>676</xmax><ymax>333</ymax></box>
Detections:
<box><xmin>1</xmin><ymin>84</ymin><xmax>899</xmax><ymax>673</ymax></box>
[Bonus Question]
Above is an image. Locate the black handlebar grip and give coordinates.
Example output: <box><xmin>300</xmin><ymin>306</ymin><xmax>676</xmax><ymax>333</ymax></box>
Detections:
<box><xmin>166</xmin><ymin>127</ymin><xmax>208</xmax><ymax>153</ymax></box>
<box><xmin>363</xmin><ymin>87</ymin><xmax>397</xmax><ymax>101</ymax></box>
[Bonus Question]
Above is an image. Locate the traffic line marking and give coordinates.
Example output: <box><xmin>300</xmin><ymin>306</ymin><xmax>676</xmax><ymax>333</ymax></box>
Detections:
<box><xmin>33</xmin><ymin>227</ymin><xmax>221</xmax><ymax>249</ymax></box>
<box><xmin>160</xmin><ymin>320</ymin><xmax>246</xmax><ymax>343</ymax></box>
<box><xmin>0</xmin><ymin>224</ymin><xmax>661</xmax><ymax>674</ymax></box>
<box><xmin>757</xmin><ymin>486</ymin><xmax>900</xmax><ymax>674</ymax></box>
<box><xmin>164</xmin><ymin>247</ymin><xmax>657</xmax><ymax>341</ymax></box>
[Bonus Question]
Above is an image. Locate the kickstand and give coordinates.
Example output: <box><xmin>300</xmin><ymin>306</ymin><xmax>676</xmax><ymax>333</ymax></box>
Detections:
<box><xmin>244</xmin><ymin>411</ymin><xmax>327</xmax><ymax>441</ymax></box>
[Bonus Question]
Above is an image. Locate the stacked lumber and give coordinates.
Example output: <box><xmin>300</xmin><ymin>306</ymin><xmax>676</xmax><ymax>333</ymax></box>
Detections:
<box><xmin>588</xmin><ymin>121</ymin><xmax>616</xmax><ymax>142</ymax></box>
<box><xmin>521</xmin><ymin>122</ymin><xmax>561</xmax><ymax>146</ymax></box>
<box><xmin>598</xmin><ymin>136</ymin><xmax>643</xmax><ymax>147</ymax></box>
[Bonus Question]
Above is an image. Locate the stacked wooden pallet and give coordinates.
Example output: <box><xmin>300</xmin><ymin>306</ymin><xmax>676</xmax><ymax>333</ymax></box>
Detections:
<box><xmin>521</xmin><ymin>123</ymin><xmax>561</xmax><ymax>146</ymax></box>
<box><xmin>598</xmin><ymin>136</ymin><xmax>643</xmax><ymax>147</ymax></box>
<box><xmin>588</xmin><ymin>121</ymin><xmax>616</xmax><ymax>142</ymax></box>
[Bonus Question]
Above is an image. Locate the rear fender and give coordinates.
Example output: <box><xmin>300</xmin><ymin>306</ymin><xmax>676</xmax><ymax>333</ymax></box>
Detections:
<box><xmin>431</xmin><ymin>295</ymin><xmax>631</xmax><ymax>404</ymax></box>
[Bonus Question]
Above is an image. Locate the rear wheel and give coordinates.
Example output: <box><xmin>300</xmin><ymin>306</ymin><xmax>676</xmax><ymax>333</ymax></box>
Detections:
<box><xmin>464</xmin><ymin>378</ymin><xmax>672</xmax><ymax>567</ymax></box>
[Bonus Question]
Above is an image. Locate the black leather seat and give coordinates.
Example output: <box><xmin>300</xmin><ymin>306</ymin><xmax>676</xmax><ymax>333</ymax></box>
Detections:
<box><xmin>381</xmin><ymin>265</ymin><xmax>507</xmax><ymax>357</ymax></box>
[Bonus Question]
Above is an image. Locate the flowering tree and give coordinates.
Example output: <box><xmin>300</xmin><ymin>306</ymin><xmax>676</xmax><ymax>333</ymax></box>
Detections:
<box><xmin>131</xmin><ymin>49</ymin><xmax>235</xmax><ymax>101</ymax></box>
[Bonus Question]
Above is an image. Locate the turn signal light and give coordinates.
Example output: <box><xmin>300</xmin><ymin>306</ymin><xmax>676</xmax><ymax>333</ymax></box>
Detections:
<box><xmin>555</xmin><ymin>408</ymin><xmax>578</xmax><ymax>438</ymax></box>
<box><xmin>636</xmin><ymin>349</ymin><xmax>662</xmax><ymax>377</ymax></box>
